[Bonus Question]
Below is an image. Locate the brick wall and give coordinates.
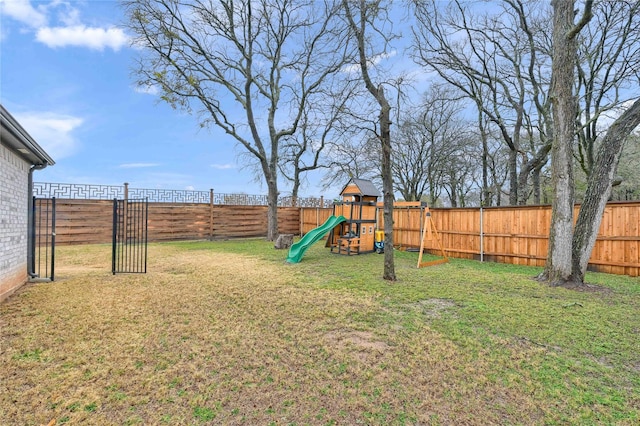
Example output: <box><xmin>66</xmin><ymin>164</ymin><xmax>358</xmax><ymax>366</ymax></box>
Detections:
<box><xmin>0</xmin><ymin>144</ymin><xmax>29</xmax><ymax>302</ymax></box>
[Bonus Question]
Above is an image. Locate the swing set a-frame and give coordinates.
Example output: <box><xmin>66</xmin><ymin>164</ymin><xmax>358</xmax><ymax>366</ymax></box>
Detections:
<box><xmin>416</xmin><ymin>207</ymin><xmax>449</xmax><ymax>268</ymax></box>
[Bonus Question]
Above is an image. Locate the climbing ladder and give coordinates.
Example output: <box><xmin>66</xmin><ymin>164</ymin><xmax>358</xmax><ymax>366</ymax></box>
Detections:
<box><xmin>417</xmin><ymin>207</ymin><xmax>449</xmax><ymax>268</ymax></box>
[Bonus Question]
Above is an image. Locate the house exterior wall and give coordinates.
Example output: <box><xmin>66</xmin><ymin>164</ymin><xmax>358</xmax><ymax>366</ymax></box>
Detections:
<box><xmin>0</xmin><ymin>143</ymin><xmax>29</xmax><ymax>302</ymax></box>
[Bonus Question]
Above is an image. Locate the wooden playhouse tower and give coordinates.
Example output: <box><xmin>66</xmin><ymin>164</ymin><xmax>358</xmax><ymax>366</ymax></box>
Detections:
<box><xmin>329</xmin><ymin>178</ymin><xmax>380</xmax><ymax>255</ymax></box>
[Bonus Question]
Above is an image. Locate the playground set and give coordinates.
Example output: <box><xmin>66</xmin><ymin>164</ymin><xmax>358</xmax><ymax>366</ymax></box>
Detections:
<box><xmin>329</xmin><ymin>178</ymin><xmax>380</xmax><ymax>255</ymax></box>
<box><xmin>286</xmin><ymin>178</ymin><xmax>448</xmax><ymax>266</ymax></box>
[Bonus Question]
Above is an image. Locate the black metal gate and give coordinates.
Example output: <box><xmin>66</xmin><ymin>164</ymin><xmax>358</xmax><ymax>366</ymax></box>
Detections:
<box><xmin>112</xmin><ymin>199</ymin><xmax>148</xmax><ymax>274</ymax></box>
<box><xmin>31</xmin><ymin>197</ymin><xmax>56</xmax><ymax>281</ymax></box>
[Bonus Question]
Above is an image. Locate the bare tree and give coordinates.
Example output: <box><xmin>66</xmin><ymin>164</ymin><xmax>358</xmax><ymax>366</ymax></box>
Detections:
<box><xmin>341</xmin><ymin>0</ymin><xmax>396</xmax><ymax>281</ymax></box>
<box><xmin>123</xmin><ymin>0</ymin><xmax>349</xmax><ymax>240</ymax></box>
<box><xmin>441</xmin><ymin>134</ymin><xmax>480</xmax><ymax>208</ymax></box>
<box><xmin>319</xmin><ymin>91</ymin><xmax>382</xmax><ymax>190</ymax></box>
<box><xmin>412</xmin><ymin>0</ymin><xmax>553</xmax><ymax>206</ymax></box>
<box><xmin>394</xmin><ymin>119</ymin><xmax>439</xmax><ymax>203</ymax></box>
<box><xmin>393</xmin><ymin>86</ymin><xmax>469</xmax><ymax>205</ymax></box>
<box><xmin>575</xmin><ymin>0</ymin><xmax>640</xmax><ymax>176</ymax></box>
<box><xmin>278</xmin><ymin>82</ymin><xmax>356</xmax><ymax>201</ymax></box>
<box><xmin>539</xmin><ymin>0</ymin><xmax>593</xmax><ymax>285</ymax></box>
<box><xmin>321</xmin><ymin>136</ymin><xmax>380</xmax><ymax>190</ymax></box>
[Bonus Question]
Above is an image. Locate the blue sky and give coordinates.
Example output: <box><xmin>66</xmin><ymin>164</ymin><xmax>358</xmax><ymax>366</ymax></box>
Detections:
<box><xmin>0</xmin><ymin>0</ymin><xmax>342</xmax><ymax>197</ymax></box>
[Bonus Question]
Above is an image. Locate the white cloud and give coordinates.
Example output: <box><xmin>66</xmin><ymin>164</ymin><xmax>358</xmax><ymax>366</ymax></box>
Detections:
<box><xmin>342</xmin><ymin>50</ymin><xmax>398</xmax><ymax>74</ymax></box>
<box><xmin>0</xmin><ymin>0</ymin><xmax>48</xmax><ymax>28</ymax></box>
<box><xmin>13</xmin><ymin>111</ymin><xmax>83</xmax><ymax>160</ymax></box>
<box><xmin>185</xmin><ymin>185</ymin><xmax>195</xmax><ymax>191</ymax></box>
<box><xmin>118</xmin><ymin>163</ymin><xmax>161</xmax><ymax>169</ymax></box>
<box><xmin>1</xmin><ymin>1</ymin><xmax>130</xmax><ymax>51</ymax></box>
<box><xmin>133</xmin><ymin>84</ymin><xmax>160</xmax><ymax>96</ymax></box>
<box><xmin>582</xmin><ymin>98</ymin><xmax>640</xmax><ymax>132</ymax></box>
<box><xmin>56</xmin><ymin>4</ymin><xmax>81</xmax><ymax>26</ymax></box>
<box><xmin>211</xmin><ymin>163</ymin><xmax>235</xmax><ymax>170</ymax></box>
<box><xmin>36</xmin><ymin>25</ymin><xmax>129</xmax><ymax>51</ymax></box>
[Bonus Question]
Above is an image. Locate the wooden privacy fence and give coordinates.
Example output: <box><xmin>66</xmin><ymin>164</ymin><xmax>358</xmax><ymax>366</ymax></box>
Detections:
<box><xmin>39</xmin><ymin>192</ymin><xmax>640</xmax><ymax>277</ymax></box>
<box><xmin>300</xmin><ymin>202</ymin><xmax>640</xmax><ymax>277</ymax></box>
<box><xmin>51</xmin><ymin>199</ymin><xmax>300</xmax><ymax>245</ymax></box>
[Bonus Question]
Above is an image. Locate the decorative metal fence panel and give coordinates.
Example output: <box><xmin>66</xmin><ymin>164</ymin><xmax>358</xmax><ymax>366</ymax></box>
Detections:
<box><xmin>34</xmin><ymin>182</ymin><xmax>332</xmax><ymax>207</ymax></box>
<box><xmin>31</xmin><ymin>197</ymin><xmax>55</xmax><ymax>281</ymax></box>
<box><xmin>112</xmin><ymin>199</ymin><xmax>148</xmax><ymax>275</ymax></box>
<box><xmin>212</xmin><ymin>192</ymin><xmax>268</xmax><ymax>205</ymax></box>
<box><xmin>34</xmin><ymin>182</ymin><xmax>123</xmax><ymax>200</ymax></box>
<box><xmin>128</xmin><ymin>188</ymin><xmax>211</xmax><ymax>203</ymax></box>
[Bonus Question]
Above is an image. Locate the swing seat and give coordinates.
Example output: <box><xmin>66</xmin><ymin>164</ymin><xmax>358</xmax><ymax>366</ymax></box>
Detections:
<box><xmin>418</xmin><ymin>258</ymin><xmax>449</xmax><ymax>267</ymax></box>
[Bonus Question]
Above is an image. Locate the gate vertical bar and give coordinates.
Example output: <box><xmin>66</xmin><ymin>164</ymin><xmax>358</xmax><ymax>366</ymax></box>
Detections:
<box><xmin>43</xmin><ymin>198</ymin><xmax>49</xmax><ymax>278</ymax></box>
<box><xmin>143</xmin><ymin>199</ymin><xmax>148</xmax><ymax>273</ymax></box>
<box><xmin>50</xmin><ymin>197</ymin><xmax>56</xmax><ymax>281</ymax></box>
<box><xmin>132</xmin><ymin>200</ymin><xmax>138</xmax><ymax>271</ymax></box>
<box><xmin>112</xmin><ymin>199</ymin><xmax>118</xmax><ymax>275</ymax></box>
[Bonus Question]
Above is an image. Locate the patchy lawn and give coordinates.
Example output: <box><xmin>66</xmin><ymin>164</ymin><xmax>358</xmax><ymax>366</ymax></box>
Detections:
<box><xmin>1</xmin><ymin>240</ymin><xmax>639</xmax><ymax>425</ymax></box>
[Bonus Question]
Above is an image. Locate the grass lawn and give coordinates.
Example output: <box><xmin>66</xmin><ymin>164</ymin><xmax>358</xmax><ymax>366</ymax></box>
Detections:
<box><xmin>1</xmin><ymin>239</ymin><xmax>639</xmax><ymax>425</ymax></box>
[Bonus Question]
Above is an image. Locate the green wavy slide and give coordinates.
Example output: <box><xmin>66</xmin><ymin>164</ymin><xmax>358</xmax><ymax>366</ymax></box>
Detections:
<box><xmin>286</xmin><ymin>215</ymin><xmax>347</xmax><ymax>263</ymax></box>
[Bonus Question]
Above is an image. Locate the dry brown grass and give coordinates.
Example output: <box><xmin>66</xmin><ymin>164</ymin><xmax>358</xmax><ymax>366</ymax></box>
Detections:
<box><xmin>1</xmin><ymin>242</ymin><xmax>637</xmax><ymax>425</ymax></box>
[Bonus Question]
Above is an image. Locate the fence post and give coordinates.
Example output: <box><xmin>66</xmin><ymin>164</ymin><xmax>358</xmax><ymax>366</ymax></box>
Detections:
<box><xmin>209</xmin><ymin>188</ymin><xmax>214</xmax><ymax>240</ymax></box>
<box><xmin>480</xmin><ymin>205</ymin><xmax>484</xmax><ymax>262</ymax></box>
<box><xmin>124</xmin><ymin>182</ymin><xmax>129</xmax><ymax>200</ymax></box>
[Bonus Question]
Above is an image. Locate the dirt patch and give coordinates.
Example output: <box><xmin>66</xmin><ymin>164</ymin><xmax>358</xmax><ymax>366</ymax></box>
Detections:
<box><xmin>325</xmin><ymin>329</ymin><xmax>389</xmax><ymax>351</ymax></box>
<box><xmin>555</xmin><ymin>282</ymin><xmax>613</xmax><ymax>293</ymax></box>
<box><xmin>406</xmin><ymin>298</ymin><xmax>456</xmax><ymax>318</ymax></box>
<box><xmin>324</xmin><ymin>330</ymin><xmax>390</xmax><ymax>361</ymax></box>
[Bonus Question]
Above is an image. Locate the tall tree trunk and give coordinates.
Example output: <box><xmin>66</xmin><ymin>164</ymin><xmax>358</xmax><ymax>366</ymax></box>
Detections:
<box><xmin>379</xmin><ymin>88</ymin><xmax>396</xmax><ymax>281</ymax></box>
<box><xmin>532</xmin><ymin>165</ymin><xmax>542</xmax><ymax>205</ymax></box>
<box><xmin>266</xmin><ymin>171</ymin><xmax>279</xmax><ymax>241</ymax></box>
<box><xmin>481</xmin><ymin>118</ymin><xmax>491</xmax><ymax>207</ymax></box>
<box><xmin>508</xmin><ymin>150</ymin><xmax>518</xmax><ymax>205</ymax></box>
<box><xmin>541</xmin><ymin>0</ymin><xmax>579</xmax><ymax>284</ymax></box>
<box><xmin>342</xmin><ymin>0</ymin><xmax>396</xmax><ymax>281</ymax></box>
<box><xmin>518</xmin><ymin>143</ymin><xmax>552</xmax><ymax>205</ymax></box>
<box><xmin>571</xmin><ymin>99</ymin><xmax>640</xmax><ymax>282</ymax></box>
<box><xmin>540</xmin><ymin>0</ymin><xmax>592</xmax><ymax>285</ymax></box>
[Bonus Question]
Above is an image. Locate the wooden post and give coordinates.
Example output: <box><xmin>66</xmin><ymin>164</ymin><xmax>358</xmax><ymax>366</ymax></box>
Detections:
<box><xmin>209</xmin><ymin>189</ymin><xmax>214</xmax><ymax>240</ymax></box>
<box><xmin>299</xmin><ymin>206</ymin><xmax>303</xmax><ymax>236</ymax></box>
<box><xmin>480</xmin><ymin>205</ymin><xmax>484</xmax><ymax>262</ymax></box>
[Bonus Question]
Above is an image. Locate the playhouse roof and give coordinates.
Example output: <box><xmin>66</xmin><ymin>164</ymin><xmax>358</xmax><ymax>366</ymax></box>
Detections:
<box><xmin>340</xmin><ymin>178</ymin><xmax>381</xmax><ymax>198</ymax></box>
